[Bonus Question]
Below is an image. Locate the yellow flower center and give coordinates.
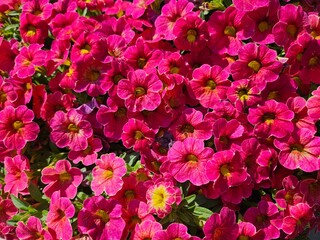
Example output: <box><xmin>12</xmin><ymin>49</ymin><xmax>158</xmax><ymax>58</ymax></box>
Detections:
<box><xmin>287</xmin><ymin>24</ymin><xmax>297</xmax><ymax>37</ymax></box>
<box><xmin>80</xmin><ymin>44</ymin><xmax>91</xmax><ymax>55</ymax></box>
<box><xmin>125</xmin><ymin>190</ymin><xmax>135</xmax><ymax>200</ymax></box>
<box><xmin>137</xmin><ymin>58</ymin><xmax>147</xmax><ymax>68</ymax></box>
<box><xmin>170</xmin><ymin>66</ymin><xmax>180</xmax><ymax>74</ymax></box>
<box><xmin>224</xmin><ymin>26</ymin><xmax>236</xmax><ymax>37</ymax></box>
<box><xmin>309</xmin><ymin>56</ymin><xmax>318</xmax><ymax>67</ymax></box>
<box><xmin>256</xmin><ymin>214</ymin><xmax>267</xmax><ymax>223</ymax></box>
<box><xmin>113</xmin><ymin>74</ymin><xmax>123</xmax><ymax>84</ymax></box>
<box><xmin>134</xmin><ymin>130</ymin><xmax>144</xmax><ymax>140</ymax></box>
<box><xmin>67</xmin><ymin>123</ymin><xmax>79</xmax><ymax>133</ymax></box>
<box><xmin>238</xmin><ymin>88</ymin><xmax>249</xmax><ymax>101</ymax></box>
<box><xmin>220</xmin><ymin>164</ymin><xmax>231</xmax><ymax>177</ymax></box>
<box><xmin>206</xmin><ymin>79</ymin><xmax>216</xmax><ymax>90</ymax></box>
<box><xmin>12</xmin><ymin>120</ymin><xmax>24</xmax><ymax>131</ymax></box>
<box><xmin>95</xmin><ymin>209</ymin><xmax>110</xmax><ymax>223</ymax></box>
<box><xmin>115</xmin><ymin>107</ymin><xmax>127</xmax><ymax>118</ymax></box>
<box><xmin>310</xmin><ymin>30</ymin><xmax>320</xmax><ymax>40</ymax></box>
<box><xmin>186</xmin><ymin>154</ymin><xmax>198</xmax><ymax>162</ymax></box>
<box><xmin>267</xmin><ymin>91</ymin><xmax>278</xmax><ymax>100</ymax></box>
<box><xmin>0</xmin><ymin>91</ymin><xmax>7</xmax><ymax>103</ymax></box>
<box><xmin>59</xmin><ymin>172</ymin><xmax>71</xmax><ymax>182</ymax></box>
<box><xmin>248</xmin><ymin>60</ymin><xmax>261</xmax><ymax>72</ymax></box>
<box><xmin>290</xmin><ymin>143</ymin><xmax>304</xmax><ymax>152</ymax></box>
<box><xmin>151</xmin><ymin>185</ymin><xmax>168</xmax><ymax>210</ymax></box>
<box><xmin>258</xmin><ymin>21</ymin><xmax>269</xmax><ymax>32</ymax></box>
<box><xmin>239</xmin><ymin>235</ymin><xmax>250</xmax><ymax>240</ymax></box>
<box><xmin>181</xmin><ymin>123</ymin><xmax>194</xmax><ymax>133</ymax></box>
<box><xmin>262</xmin><ymin>113</ymin><xmax>275</xmax><ymax>124</ymax></box>
<box><xmin>87</xmin><ymin>69</ymin><xmax>100</xmax><ymax>82</ymax></box>
<box><xmin>186</xmin><ymin>29</ymin><xmax>197</xmax><ymax>43</ymax></box>
<box><xmin>26</xmin><ymin>25</ymin><xmax>36</xmax><ymax>37</ymax></box>
<box><xmin>134</xmin><ymin>87</ymin><xmax>146</xmax><ymax>97</ymax></box>
<box><xmin>103</xmin><ymin>169</ymin><xmax>113</xmax><ymax>180</ymax></box>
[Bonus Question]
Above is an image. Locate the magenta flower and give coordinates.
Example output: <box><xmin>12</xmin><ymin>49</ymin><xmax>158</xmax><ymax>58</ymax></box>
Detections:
<box><xmin>13</xmin><ymin>43</ymin><xmax>46</xmax><ymax>78</ymax></box>
<box><xmin>91</xmin><ymin>153</ymin><xmax>127</xmax><ymax>196</ymax></box>
<box><xmin>78</xmin><ymin>196</ymin><xmax>125</xmax><ymax>240</ymax></box>
<box><xmin>4</xmin><ymin>155</ymin><xmax>30</xmax><ymax>196</ymax></box>
<box><xmin>274</xmin><ymin>128</ymin><xmax>320</xmax><ymax>172</ymax></box>
<box><xmin>203</xmin><ymin>207</ymin><xmax>239</xmax><ymax>240</ymax></box>
<box><xmin>282</xmin><ymin>203</ymin><xmax>314</xmax><ymax>238</ymax></box>
<box><xmin>243</xmin><ymin>200</ymin><xmax>281</xmax><ymax>239</ymax></box>
<box><xmin>0</xmin><ymin>105</ymin><xmax>40</xmax><ymax>150</ymax></box>
<box><xmin>19</xmin><ymin>13</ymin><xmax>48</xmax><ymax>44</ymax></box>
<box><xmin>237</xmin><ymin>221</ymin><xmax>264</xmax><ymax>239</ymax></box>
<box><xmin>146</xmin><ymin>177</ymin><xmax>181</xmax><ymax>218</ymax></box>
<box><xmin>153</xmin><ymin>223</ymin><xmax>192</xmax><ymax>240</ymax></box>
<box><xmin>189</xmin><ymin>64</ymin><xmax>230</xmax><ymax>108</ymax></box>
<box><xmin>162</xmin><ymin>137</ymin><xmax>213</xmax><ymax>186</ymax></box>
<box><xmin>0</xmin><ymin>197</ymin><xmax>18</xmax><ymax>235</ymax></box>
<box><xmin>96</xmin><ymin>97</ymin><xmax>128</xmax><ymax>141</ymax></box>
<box><xmin>68</xmin><ymin>137</ymin><xmax>102</xmax><ymax>166</ymax></box>
<box><xmin>121</xmin><ymin>118</ymin><xmax>155</xmax><ymax>152</ymax></box>
<box><xmin>49</xmin><ymin>109</ymin><xmax>93</xmax><ymax>151</ymax></box>
<box><xmin>307</xmin><ymin>86</ymin><xmax>320</xmax><ymax>120</ymax></box>
<box><xmin>300</xmin><ymin>172</ymin><xmax>320</xmax><ymax>207</ymax></box>
<box><xmin>213</xmin><ymin>118</ymin><xmax>245</xmax><ymax>151</ymax></box>
<box><xmin>41</xmin><ymin>159</ymin><xmax>83</xmax><ymax>199</ymax></box>
<box><xmin>154</xmin><ymin>0</ymin><xmax>194</xmax><ymax>40</ymax></box>
<box><xmin>233</xmin><ymin>0</ymin><xmax>268</xmax><ymax>11</ymax></box>
<box><xmin>207</xmin><ymin>6</ymin><xmax>254</xmax><ymax>56</ymax></box>
<box><xmin>46</xmin><ymin>192</ymin><xmax>75</xmax><ymax>240</ymax></box>
<box><xmin>300</xmin><ymin>39</ymin><xmax>320</xmax><ymax>85</ymax></box>
<box><xmin>16</xmin><ymin>216</ymin><xmax>52</xmax><ymax>240</ymax></box>
<box><xmin>132</xmin><ymin>220</ymin><xmax>163</xmax><ymax>240</ymax></box>
<box><xmin>272</xmin><ymin>4</ymin><xmax>306</xmax><ymax>50</ymax></box>
<box><xmin>275</xmin><ymin>175</ymin><xmax>303</xmax><ymax>209</ymax></box>
<box><xmin>206</xmin><ymin>150</ymin><xmax>247</xmax><ymax>195</ymax></box>
<box><xmin>173</xmin><ymin>13</ymin><xmax>208</xmax><ymax>51</ymax></box>
<box><xmin>117</xmin><ymin>69</ymin><xmax>162</xmax><ymax>112</ymax></box>
<box><xmin>247</xmin><ymin>100</ymin><xmax>294</xmax><ymax>138</ymax></box>
<box><xmin>169</xmin><ymin>108</ymin><xmax>212</xmax><ymax>141</ymax></box>
<box><xmin>231</xmin><ymin>43</ymin><xmax>282</xmax><ymax>90</ymax></box>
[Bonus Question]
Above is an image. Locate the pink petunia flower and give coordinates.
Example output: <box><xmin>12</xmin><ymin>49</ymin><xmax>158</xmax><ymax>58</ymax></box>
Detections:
<box><xmin>0</xmin><ymin>197</ymin><xmax>18</xmax><ymax>236</ymax></box>
<box><xmin>154</xmin><ymin>0</ymin><xmax>194</xmax><ymax>40</ymax></box>
<box><xmin>299</xmin><ymin>171</ymin><xmax>320</xmax><ymax>207</ymax></box>
<box><xmin>16</xmin><ymin>216</ymin><xmax>52</xmax><ymax>240</ymax></box>
<box><xmin>237</xmin><ymin>221</ymin><xmax>265</xmax><ymax>239</ymax></box>
<box><xmin>212</xmin><ymin>118</ymin><xmax>245</xmax><ymax>151</ymax></box>
<box><xmin>153</xmin><ymin>223</ymin><xmax>193</xmax><ymax>240</ymax></box>
<box><xmin>4</xmin><ymin>155</ymin><xmax>30</xmax><ymax>196</ymax></box>
<box><xmin>307</xmin><ymin>86</ymin><xmax>320</xmax><ymax>120</ymax></box>
<box><xmin>282</xmin><ymin>203</ymin><xmax>314</xmax><ymax>238</ymax></box>
<box><xmin>169</xmin><ymin>108</ymin><xmax>212</xmax><ymax>141</ymax></box>
<box><xmin>231</xmin><ymin>43</ymin><xmax>282</xmax><ymax>90</ymax></box>
<box><xmin>91</xmin><ymin>153</ymin><xmax>127</xmax><ymax>196</ymax></box>
<box><xmin>121</xmin><ymin>118</ymin><xmax>155</xmax><ymax>152</ymax></box>
<box><xmin>272</xmin><ymin>4</ymin><xmax>306</xmax><ymax>50</ymax></box>
<box><xmin>173</xmin><ymin>13</ymin><xmax>208</xmax><ymax>51</ymax></box>
<box><xmin>117</xmin><ymin>69</ymin><xmax>162</xmax><ymax>112</ymax></box>
<box><xmin>145</xmin><ymin>177</ymin><xmax>181</xmax><ymax>218</ymax></box>
<box><xmin>78</xmin><ymin>196</ymin><xmax>126</xmax><ymax>240</ymax></box>
<box><xmin>13</xmin><ymin>43</ymin><xmax>46</xmax><ymax>78</ymax></box>
<box><xmin>41</xmin><ymin>159</ymin><xmax>83</xmax><ymax>199</ymax></box>
<box><xmin>274</xmin><ymin>128</ymin><xmax>320</xmax><ymax>172</ymax></box>
<box><xmin>49</xmin><ymin>109</ymin><xmax>93</xmax><ymax>151</ymax></box>
<box><xmin>233</xmin><ymin>0</ymin><xmax>269</xmax><ymax>11</ymax></box>
<box><xmin>203</xmin><ymin>207</ymin><xmax>239</xmax><ymax>240</ymax></box>
<box><xmin>68</xmin><ymin>137</ymin><xmax>102</xmax><ymax>166</ymax></box>
<box><xmin>0</xmin><ymin>105</ymin><xmax>40</xmax><ymax>150</ymax></box>
<box><xmin>247</xmin><ymin>100</ymin><xmax>294</xmax><ymax>138</ymax></box>
<box><xmin>162</xmin><ymin>137</ymin><xmax>213</xmax><ymax>186</ymax></box>
<box><xmin>244</xmin><ymin>0</ymin><xmax>280</xmax><ymax>44</ymax></box>
<box><xmin>122</xmin><ymin>200</ymin><xmax>155</xmax><ymax>238</ymax></box>
<box><xmin>0</xmin><ymin>76</ymin><xmax>17</xmax><ymax>110</ymax></box>
<box><xmin>46</xmin><ymin>192</ymin><xmax>75</xmax><ymax>240</ymax></box>
<box><xmin>207</xmin><ymin>6</ymin><xmax>254</xmax><ymax>56</ymax></box>
<box><xmin>243</xmin><ymin>200</ymin><xmax>281</xmax><ymax>239</ymax></box>
<box><xmin>132</xmin><ymin>220</ymin><xmax>163</xmax><ymax>240</ymax></box>
<box><xmin>189</xmin><ymin>64</ymin><xmax>230</xmax><ymax>108</ymax></box>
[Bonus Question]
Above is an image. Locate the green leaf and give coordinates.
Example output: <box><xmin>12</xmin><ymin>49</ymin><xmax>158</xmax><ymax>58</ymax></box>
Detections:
<box><xmin>193</xmin><ymin>206</ymin><xmax>213</xmax><ymax>221</ymax></box>
<box><xmin>184</xmin><ymin>194</ymin><xmax>196</xmax><ymax>204</ymax></box>
<box><xmin>10</xmin><ymin>195</ymin><xmax>29</xmax><ymax>211</ymax></box>
<box><xmin>28</xmin><ymin>183</ymin><xmax>46</xmax><ymax>203</ymax></box>
<box><xmin>76</xmin><ymin>191</ymin><xmax>88</xmax><ymax>201</ymax></box>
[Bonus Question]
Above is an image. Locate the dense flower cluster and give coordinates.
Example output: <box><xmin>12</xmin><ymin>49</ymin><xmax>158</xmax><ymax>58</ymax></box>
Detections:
<box><xmin>0</xmin><ymin>0</ymin><xmax>320</xmax><ymax>239</ymax></box>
